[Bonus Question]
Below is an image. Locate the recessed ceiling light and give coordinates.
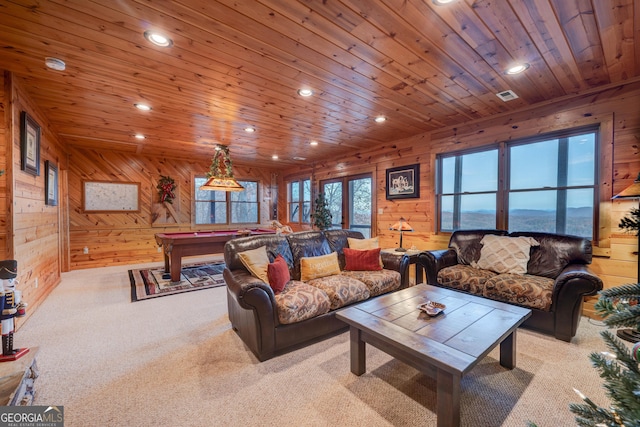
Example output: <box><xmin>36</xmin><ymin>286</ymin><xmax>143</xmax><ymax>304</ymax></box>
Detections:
<box><xmin>272</xmin><ymin>155</ymin><xmax>278</xmax><ymax>160</ymax></box>
<box><xmin>374</xmin><ymin>116</ymin><xmax>387</xmax><ymax>123</ymax></box>
<box><xmin>297</xmin><ymin>88</ymin><xmax>314</xmax><ymax>97</ymax></box>
<box><xmin>293</xmin><ymin>156</ymin><xmax>306</xmax><ymax>161</ymax></box>
<box><xmin>244</xmin><ymin>126</ymin><xmax>256</xmax><ymax>133</ymax></box>
<box><xmin>44</xmin><ymin>57</ymin><xmax>66</xmax><ymax>71</ymax></box>
<box><xmin>432</xmin><ymin>0</ymin><xmax>455</xmax><ymax>4</ymax></box>
<box><xmin>505</xmin><ymin>63</ymin><xmax>530</xmax><ymax>75</ymax></box>
<box><xmin>143</xmin><ymin>30</ymin><xmax>173</xmax><ymax>48</ymax></box>
<box><xmin>134</xmin><ymin>103</ymin><xmax>152</xmax><ymax>111</ymax></box>
<box><xmin>134</xmin><ymin>134</ymin><xmax>145</xmax><ymax>140</ymax></box>
<box><xmin>309</xmin><ymin>141</ymin><xmax>318</xmax><ymax>146</ymax></box>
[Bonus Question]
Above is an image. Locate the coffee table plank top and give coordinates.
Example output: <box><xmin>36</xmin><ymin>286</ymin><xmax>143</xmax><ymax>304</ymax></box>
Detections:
<box><xmin>337</xmin><ymin>283</ymin><xmax>531</xmax><ymax>376</ymax></box>
<box><xmin>339</xmin><ymin>306</ymin><xmax>477</xmax><ymax>374</ymax></box>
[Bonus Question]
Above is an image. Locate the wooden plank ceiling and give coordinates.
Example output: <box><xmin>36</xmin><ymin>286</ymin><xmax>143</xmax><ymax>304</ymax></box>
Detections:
<box><xmin>1</xmin><ymin>0</ymin><xmax>638</xmax><ymax>167</ymax></box>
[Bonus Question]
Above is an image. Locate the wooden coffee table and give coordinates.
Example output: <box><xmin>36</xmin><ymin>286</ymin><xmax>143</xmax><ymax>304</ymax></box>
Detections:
<box><xmin>336</xmin><ymin>283</ymin><xmax>531</xmax><ymax>427</ymax></box>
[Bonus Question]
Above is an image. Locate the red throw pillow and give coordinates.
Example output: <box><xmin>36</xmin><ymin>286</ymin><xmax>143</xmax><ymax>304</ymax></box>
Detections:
<box><xmin>343</xmin><ymin>247</ymin><xmax>382</xmax><ymax>271</ymax></box>
<box><xmin>267</xmin><ymin>255</ymin><xmax>290</xmax><ymax>294</ymax></box>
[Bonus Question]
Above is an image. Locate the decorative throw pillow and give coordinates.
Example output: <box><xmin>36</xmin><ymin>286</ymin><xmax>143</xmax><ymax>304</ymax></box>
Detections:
<box><xmin>347</xmin><ymin>237</ymin><xmax>383</xmax><ymax>267</ymax></box>
<box><xmin>473</xmin><ymin>235</ymin><xmax>540</xmax><ymax>275</ymax></box>
<box><xmin>300</xmin><ymin>252</ymin><xmax>341</xmax><ymax>281</ymax></box>
<box><xmin>238</xmin><ymin>246</ymin><xmax>270</xmax><ymax>283</ymax></box>
<box><xmin>267</xmin><ymin>255</ymin><xmax>290</xmax><ymax>294</ymax></box>
<box><xmin>347</xmin><ymin>237</ymin><xmax>379</xmax><ymax>250</ymax></box>
<box><xmin>343</xmin><ymin>248</ymin><xmax>382</xmax><ymax>271</ymax></box>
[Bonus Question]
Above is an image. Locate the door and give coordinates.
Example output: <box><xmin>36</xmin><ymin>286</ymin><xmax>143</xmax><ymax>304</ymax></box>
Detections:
<box><xmin>321</xmin><ymin>174</ymin><xmax>372</xmax><ymax>237</ymax></box>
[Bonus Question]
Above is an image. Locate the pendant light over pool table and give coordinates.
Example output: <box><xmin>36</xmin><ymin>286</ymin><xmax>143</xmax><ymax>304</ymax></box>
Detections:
<box><xmin>199</xmin><ymin>145</ymin><xmax>245</xmax><ymax>192</ymax></box>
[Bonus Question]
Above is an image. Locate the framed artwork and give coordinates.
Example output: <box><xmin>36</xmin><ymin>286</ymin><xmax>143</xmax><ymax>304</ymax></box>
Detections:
<box><xmin>386</xmin><ymin>163</ymin><xmax>420</xmax><ymax>200</ymax></box>
<box><xmin>82</xmin><ymin>181</ymin><xmax>140</xmax><ymax>213</ymax></box>
<box><xmin>45</xmin><ymin>161</ymin><xmax>58</xmax><ymax>206</ymax></box>
<box><xmin>20</xmin><ymin>112</ymin><xmax>40</xmax><ymax>176</ymax></box>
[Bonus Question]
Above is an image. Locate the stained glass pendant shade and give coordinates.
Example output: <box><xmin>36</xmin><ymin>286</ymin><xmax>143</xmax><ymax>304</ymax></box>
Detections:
<box><xmin>200</xmin><ymin>145</ymin><xmax>244</xmax><ymax>192</ymax></box>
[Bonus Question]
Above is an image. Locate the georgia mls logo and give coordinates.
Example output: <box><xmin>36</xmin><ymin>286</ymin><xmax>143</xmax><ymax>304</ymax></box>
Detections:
<box><xmin>0</xmin><ymin>405</ymin><xmax>64</xmax><ymax>427</ymax></box>
<box><xmin>44</xmin><ymin>406</ymin><xmax>63</xmax><ymax>418</ymax></box>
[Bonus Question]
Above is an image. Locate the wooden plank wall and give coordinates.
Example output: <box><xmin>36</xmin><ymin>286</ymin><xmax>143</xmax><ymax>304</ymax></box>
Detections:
<box><xmin>2</xmin><ymin>73</ymin><xmax>67</xmax><ymax>324</ymax></box>
<box><xmin>68</xmin><ymin>148</ymin><xmax>278</xmax><ymax>269</ymax></box>
<box><xmin>279</xmin><ymin>81</ymin><xmax>640</xmax><ymax>318</ymax></box>
<box><xmin>0</xmin><ymin>72</ymin><xmax>7</xmax><ymax>261</ymax></box>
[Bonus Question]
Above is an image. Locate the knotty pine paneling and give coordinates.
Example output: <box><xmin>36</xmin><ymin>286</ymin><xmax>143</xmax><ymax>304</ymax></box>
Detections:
<box><xmin>68</xmin><ymin>147</ymin><xmax>279</xmax><ymax>269</ymax></box>
<box><xmin>0</xmin><ymin>71</ymin><xmax>7</xmax><ymax>261</ymax></box>
<box><xmin>279</xmin><ymin>82</ymin><xmax>640</xmax><ymax>320</ymax></box>
<box><xmin>5</xmin><ymin>74</ymin><xmax>67</xmax><ymax>328</ymax></box>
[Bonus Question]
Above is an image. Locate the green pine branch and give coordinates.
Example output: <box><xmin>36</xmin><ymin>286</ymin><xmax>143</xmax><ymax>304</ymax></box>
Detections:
<box><xmin>595</xmin><ymin>283</ymin><xmax>640</xmax><ymax>330</ymax></box>
<box><xmin>569</xmin><ymin>283</ymin><xmax>640</xmax><ymax>427</ymax></box>
<box><xmin>619</xmin><ymin>207</ymin><xmax>639</xmax><ymax>235</ymax></box>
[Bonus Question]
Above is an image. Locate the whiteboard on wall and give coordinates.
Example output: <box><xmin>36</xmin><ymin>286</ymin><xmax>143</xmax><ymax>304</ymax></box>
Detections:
<box><xmin>82</xmin><ymin>181</ymin><xmax>140</xmax><ymax>213</ymax></box>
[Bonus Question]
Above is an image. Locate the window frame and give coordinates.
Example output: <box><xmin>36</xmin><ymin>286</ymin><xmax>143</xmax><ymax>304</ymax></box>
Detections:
<box><xmin>436</xmin><ymin>125</ymin><xmax>600</xmax><ymax>240</ymax></box>
<box><xmin>193</xmin><ymin>176</ymin><xmax>260</xmax><ymax>226</ymax></box>
<box><xmin>287</xmin><ymin>177</ymin><xmax>311</xmax><ymax>225</ymax></box>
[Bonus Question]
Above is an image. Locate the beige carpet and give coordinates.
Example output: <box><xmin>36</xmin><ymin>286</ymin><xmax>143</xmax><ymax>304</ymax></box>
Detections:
<box><xmin>17</xmin><ymin>257</ymin><xmax>613</xmax><ymax>427</ymax></box>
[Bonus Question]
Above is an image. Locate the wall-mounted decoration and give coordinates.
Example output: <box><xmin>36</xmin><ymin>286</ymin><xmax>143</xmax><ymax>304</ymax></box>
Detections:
<box><xmin>152</xmin><ymin>176</ymin><xmax>181</xmax><ymax>227</ymax></box>
<box><xmin>386</xmin><ymin>163</ymin><xmax>420</xmax><ymax>200</ymax></box>
<box><xmin>20</xmin><ymin>112</ymin><xmax>40</xmax><ymax>176</ymax></box>
<box><xmin>82</xmin><ymin>181</ymin><xmax>140</xmax><ymax>213</ymax></box>
<box><xmin>45</xmin><ymin>161</ymin><xmax>58</xmax><ymax>206</ymax></box>
<box><xmin>156</xmin><ymin>175</ymin><xmax>176</xmax><ymax>204</ymax></box>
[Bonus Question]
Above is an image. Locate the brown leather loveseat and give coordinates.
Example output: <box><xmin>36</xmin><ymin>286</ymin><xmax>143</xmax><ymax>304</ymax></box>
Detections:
<box><xmin>417</xmin><ymin>230</ymin><xmax>603</xmax><ymax>341</ymax></box>
<box><xmin>224</xmin><ymin>229</ymin><xmax>410</xmax><ymax>361</ymax></box>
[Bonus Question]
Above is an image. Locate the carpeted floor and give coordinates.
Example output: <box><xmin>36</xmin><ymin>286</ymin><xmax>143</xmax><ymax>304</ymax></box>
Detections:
<box><xmin>17</xmin><ymin>258</ymin><xmax>616</xmax><ymax>426</ymax></box>
<box><xmin>129</xmin><ymin>261</ymin><xmax>226</xmax><ymax>302</ymax></box>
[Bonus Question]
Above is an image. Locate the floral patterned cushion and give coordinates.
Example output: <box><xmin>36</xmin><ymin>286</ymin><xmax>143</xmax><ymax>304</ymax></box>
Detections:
<box><xmin>437</xmin><ymin>264</ymin><xmax>497</xmax><ymax>295</ymax></box>
<box><xmin>274</xmin><ymin>281</ymin><xmax>331</xmax><ymax>325</ymax></box>
<box><xmin>341</xmin><ymin>270</ymin><xmax>401</xmax><ymax>297</ymax></box>
<box><xmin>307</xmin><ymin>275</ymin><xmax>370</xmax><ymax>310</ymax></box>
<box><xmin>483</xmin><ymin>273</ymin><xmax>554</xmax><ymax>311</ymax></box>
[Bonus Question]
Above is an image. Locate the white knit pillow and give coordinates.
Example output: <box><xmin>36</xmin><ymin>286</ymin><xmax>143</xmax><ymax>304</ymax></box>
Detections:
<box><xmin>473</xmin><ymin>235</ymin><xmax>539</xmax><ymax>274</ymax></box>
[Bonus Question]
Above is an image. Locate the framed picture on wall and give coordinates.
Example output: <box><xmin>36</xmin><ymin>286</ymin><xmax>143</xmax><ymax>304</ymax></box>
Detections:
<box><xmin>45</xmin><ymin>160</ymin><xmax>58</xmax><ymax>206</ymax></box>
<box><xmin>82</xmin><ymin>181</ymin><xmax>140</xmax><ymax>213</ymax></box>
<box><xmin>20</xmin><ymin>111</ymin><xmax>41</xmax><ymax>176</ymax></box>
<box><xmin>385</xmin><ymin>163</ymin><xmax>420</xmax><ymax>200</ymax></box>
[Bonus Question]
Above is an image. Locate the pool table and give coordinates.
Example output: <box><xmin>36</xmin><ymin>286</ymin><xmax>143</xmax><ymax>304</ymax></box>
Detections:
<box><xmin>154</xmin><ymin>228</ymin><xmax>276</xmax><ymax>282</ymax></box>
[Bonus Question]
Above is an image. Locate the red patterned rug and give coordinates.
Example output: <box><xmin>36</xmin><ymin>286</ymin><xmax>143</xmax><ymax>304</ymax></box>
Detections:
<box><xmin>128</xmin><ymin>262</ymin><xmax>226</xmax><ymax>302</ymax></box>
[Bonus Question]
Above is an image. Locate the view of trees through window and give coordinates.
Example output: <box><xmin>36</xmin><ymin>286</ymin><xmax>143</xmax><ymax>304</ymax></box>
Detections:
<box><xmin>438</xmin><ymin>127</ymin><xmax>597</xmax><ymax>239</ymax></box>
<box><xmin>194</xmin><ymin>177</ymin><xmax>258</xmax><ymax>225</ymax></box>
<box><xmin>322</xmin><ymin>176</ymin><xmax>372</xmax><ymax>237</ymax></box>
<box><xmin>288</xmin><ymin>179</ymin><xmax>311</xmax><ymax>223</ymax></box>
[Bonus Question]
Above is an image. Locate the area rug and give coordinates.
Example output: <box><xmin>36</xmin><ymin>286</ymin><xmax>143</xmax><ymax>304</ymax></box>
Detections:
<box><xmin>129</xmin><ymin>262</ymin><xmax>226</xmax><ymax>302</ymax></box>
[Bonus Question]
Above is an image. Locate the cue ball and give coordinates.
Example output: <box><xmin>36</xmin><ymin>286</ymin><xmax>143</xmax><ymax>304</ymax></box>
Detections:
<box><xmin>194</xmin><ymin>232</ymin><xmax>198</xmax><ymax>236</ymax></box>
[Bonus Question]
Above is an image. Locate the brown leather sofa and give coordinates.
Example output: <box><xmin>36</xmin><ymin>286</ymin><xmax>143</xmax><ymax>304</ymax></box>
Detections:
<box><xmin>417</xmin><ymin>230</ymin><xmax>603</xmax><ymax>341</ymax></box>
<box><xmin>223</xmin><ymin>229</ymin><xmax>410</xmax><ymax>361</ymax></box>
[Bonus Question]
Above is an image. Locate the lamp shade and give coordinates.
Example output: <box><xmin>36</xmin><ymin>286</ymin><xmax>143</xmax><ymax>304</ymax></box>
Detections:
<box><xmin>199</xmin><ymin>176</ymin><xmax>245</xmax><ymax>192</ymax></box>
<box><xmin>390</xmin><ymin>217</ymin><xmax>413</xmax><ymax>231</ymax></box>
<box><xmin>612</xmin><ymin>174</ymin><xmax>640</xmax><ymax>199</ymax></box>
<box><xmin>200</xmin><ymin>145</ymin><xmax>244</xmax><ymax>192</ymax></box>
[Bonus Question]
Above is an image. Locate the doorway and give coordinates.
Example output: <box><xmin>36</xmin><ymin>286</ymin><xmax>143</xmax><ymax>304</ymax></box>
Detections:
<box><xmin>320</xmin><ymin>174</ymin><xmax>373</xmax><ymax>237</ymax></box>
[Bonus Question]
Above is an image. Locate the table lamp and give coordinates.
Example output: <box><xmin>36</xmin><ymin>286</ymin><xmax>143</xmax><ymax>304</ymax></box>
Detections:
<box><xmin>612</xmin><ymin>173</ymin><xmax>640</xmax><ymax>342</ymax></box>
<box><xmin>390</xmin><ymin>217</ymin><xmax>413</xmax><ymax>252</ymax></box>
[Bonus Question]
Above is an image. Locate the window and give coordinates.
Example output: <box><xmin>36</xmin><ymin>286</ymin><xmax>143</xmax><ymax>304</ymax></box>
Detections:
<box><xmin>321</xmin><ymin>174</ymin><xmax>373</xmax><ymax>238</ymax></box>
<box><xmin>288</xmin><ymin>179</ymin><xmax>311</xmax><ymax>223</ymax></box>
<box><xmin>194</xmin><ymin>177</ymin><xmax>259</xmax><ymax>225</ymax></box>
<box><xmin>437</xmin><ymin>126</ymin><xmax>598</xmax><ymax>239</ymax></box>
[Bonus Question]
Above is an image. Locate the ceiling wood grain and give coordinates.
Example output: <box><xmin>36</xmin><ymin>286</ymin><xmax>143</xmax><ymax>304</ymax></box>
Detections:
<box><xmin>1</xmin><ymin>0</ymin><xmax>637</xmax><ymax>167</ymax></box>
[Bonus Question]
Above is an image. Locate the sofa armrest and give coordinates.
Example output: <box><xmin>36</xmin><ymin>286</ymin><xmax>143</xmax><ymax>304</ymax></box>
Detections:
<box><xmin>380</xmin><ymin>252</ymin><xmax>411</xmax><ymax>288</ymax></box>
<box><xmin>418</xmin><ymin>249</ymin><xmax>458</xmax><ymax>285</ymax></box>
<box><xmin>551</xmin><ymin>264</ymin><xmax>603</xmax><ymax>341</ymax></box>
<box><xmin>224</xmin><ymin>268</ymin><xmax>280</xmax><ymax>360</ymax></box>
<box><xmin>224</xmin><ymin>268</ymin><xmax>276</xmax><ymax>311</ymax></box>
<box><xmin>553</xmin><ymin>264</ymin><xmax>603</xmax><ymax>301</ymax></box>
